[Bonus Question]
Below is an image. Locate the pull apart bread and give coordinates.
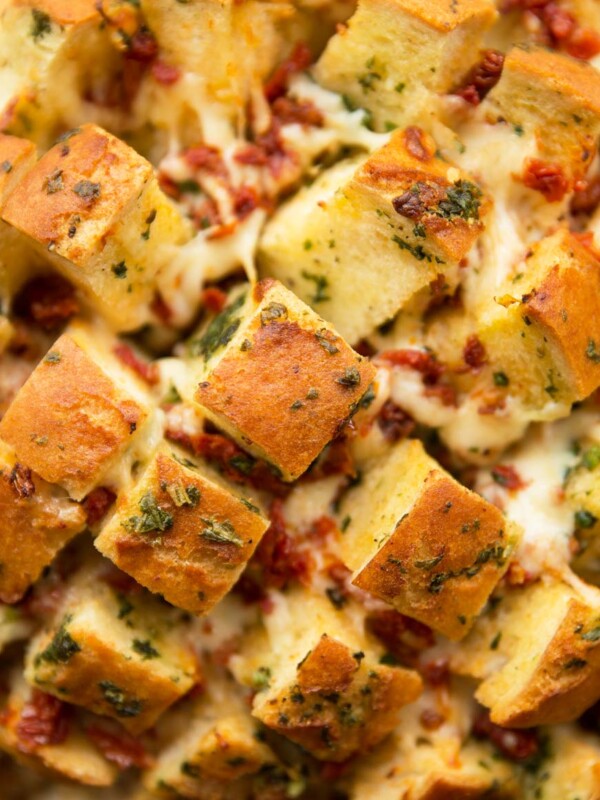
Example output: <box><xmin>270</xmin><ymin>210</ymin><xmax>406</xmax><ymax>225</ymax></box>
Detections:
<box><xmin>3</xmin><ymin>1</ymin><xmax>600</xmax><ymax>799</ymax></box>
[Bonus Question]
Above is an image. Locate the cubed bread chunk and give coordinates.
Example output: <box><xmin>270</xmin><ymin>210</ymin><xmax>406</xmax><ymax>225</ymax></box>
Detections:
<box><xmin>25</xmin><ymin>568</ymin><xmax>197</xmax><ymax>735</ymax></box>
<box><xmin>453</xmin><ymin>579</ymin><xmax>600</xmax><ymax>727</ymax></box>
<box><xmin>482</xmin><ymin>46</ymin><xmax>600</xmax><ymax>192</ymax></box>
<box><xmin>0</xmin><ymin>669</ymin><xmax>118</xmax><ymax>787</ymax></box>
<box><xmin>230</xmin><ymin>588</ymin><xmax>422</xmax><ymax>761</ymax></box>
<box><xmin>314</xmin><ymin>0</ymin><xmax>497</xmax><ymax>132</ymax></box>
<box><xmin>193</xmin><ymin>279</ymin><xmax>375</xmax><ymax>481</ymax></box>
<box><xmin>259</xmin><ymin>131</ymin><xmax>488</xmax><ymax>343</ymax></box>
<box><xmin>0</xmin><ymin>1</ymin><xmax>119</xmax><ymax>148</ymax></box>
<box><xmin>0</xmin><ymin>322</ymin><xmax>155</xmax><ymax>500</ymax></box>
<box><xmin>478</xmin><ymin>229</ymin><xmax>600</xmax><ymax>411</ymax></box>
<box><xmin>522</xmin><ymin>725</ymin><xmax>600</xmax><ymax>800</ymax></box>
<box><xmin>144</xmin><ymin>668</ymin><xmax>278</xmax><ymax>798</ymax></box>
<box><xmin>565</xmin><ymin>439</ymin><xmax>600</xmax><ymax>584</ymax></box>
<box><xmin>0</xmin><ymin>440</ymin><xmax>86</xmax><ymax>603</ymax></box>
<box><xmin>0</xmin><ymin>133</ymin><xmax>38</xmax><ymax>305</ymax></box>
<box><xmin>338</xmin><ymin>439</ymin><xmax>520</xmax><ymax>640</ymax></box>
<box><xmin>1</xmin><ymin>124</ymin><xmax>190</xmax><ymax>331</ymax></box>
<box><xmin>95</xmin><ymin>443</ymin><xmax>269</xmax><ymax>615</ymax></box>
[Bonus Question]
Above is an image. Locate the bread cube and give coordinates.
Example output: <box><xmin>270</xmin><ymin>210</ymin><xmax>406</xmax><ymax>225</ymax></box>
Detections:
<box><xmin>193</xmin><ymin>279</ymin><xmax>375</xmax><ymax>481</ymax></box>
<box><xmin>0</xmin><ymin>133</ymin><xmax>38</xmax><ymax>306</ymax></box>
<box><xmin>0</xmin><ymin>669</ymin><xmax>117</xmax><ymax>787</ymax></box>
<box><xmin>565</xmin><ymin>440</ymin><xmax>600</xmax><ymax>583</ymax></box>
<box><xmin>522</xmin><ymin>725</ymin><xmax>600</xmax><ymax>800</ymax></box>
<box><xmin>259</xmin><ymin>131</ymin><xmax>488</xmax><ymax>343</ymax></box>
<box><xmin>95</xmin><ymin>443</ymin><xmax>269</xmax><ymax>615</ymax></box>
<box><xmin>138</xmin><ymin>0</ymin><xmax>296</xmax><ymax>145</ymax></box>
<box><xmin>482</xmin><ymin>46</ymin><xmax>600</xmax><ymax>191</ymax></box>
<box><xmin>478</xmin><ymin>229</ymin><xmax>600</xmax><ymax>411</ymax></box>
<box><xmin>0</xmin><ymin>440</ymin><xmax>86</xmax><ymax>603</ymax></box>
<box><xmin>144</xmin><ymin>669</ymin><xmax>278</xmax><ymax>798</ymax></box>
<box><xmin>25</xmin><ymin>568</ymin><xmax>197</xmax><ymax>734</ymax></box>
<box><xmin>0</xmin><ymin>322</ymin><xmax>154</xmax><ymax>500</ymax></box>
<box><xmin>1</xmin><ymin>124</ymin><xmax>191</xmax><ymax>331</ymax></box>
<box><xmin>0</xmin><ymin>1</ymin><xmax>119</xmax><ymax>148</ymax></box>
<box><xmin>454</xmin><ymin>579</ymin><xmax>600</xmax><ymax>727</ymax></box>
<box><xmin>314</xmin><ymin>0</ymin><xmax>496</xmax><ymax>132</ymax></box>
<box><xmin>231</xmin><ymin>587</ymin><xmax>422</xmax><ymax>761</ymax></box>
<box><xmin>337</xmin><ymin>439</ymin><xmax>520</xmax><ymax>640</ymax></box>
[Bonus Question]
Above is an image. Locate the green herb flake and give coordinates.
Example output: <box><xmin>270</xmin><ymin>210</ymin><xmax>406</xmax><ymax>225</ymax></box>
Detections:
<box><xmin>337</xmin><ymin>367</ymin><xmax>361</xmax><ymax>388</ymax></box>
<box><xmin>190</xmin><ymin>292</ymin><xmax>245</xmax><ymax>360</ymax></box>
<box><xmin>200</xmin><ymin>517</ymin><xmax>243</xmax><ymax>547</ymax></box>
<box><xmin>392</xmin><ymin>235</ymin><xmax>439</xmax><ymax>263</ymax></box>
<box><xmin>241</xmin><ymin>497</ymin><xmax>261</xmax><ymax>514</ymax></box>
<box><xmin>586</xmin><ymin>339</ymin><xmax>600</xmax><ymax>363</ymax></box>
<box><xmin>99</xmin><ymin>680</ymin><xmax>142</xmax><ymax>717</ymax></box>
<box><xmin>414</xmin><ymin>552</ymin><xmax>444</xmax><ymax>571</ymax></box>
<box><xmin>493</xmin><ymin>371</ymin><xmax>509</xmax><ymax>387</ymax></box>
<box><xmin>0</xmin><ymin>160</ymin><xmax>12</xmax><ymax>174</ymax></box>
<box><xmin>35</xmin><ymin>618</ymin><xmax>81</xmax><ymax>665</ymax></box>
<box><xmin>306</xmin><ymin>387</ymin><xmax>319</xmax><ymax>400</ymax></box>
<box><xmin>166</xmin><ymin>483</ymin><xmax>200</xmax><ymax>507</ymax></box>
<box><xmin>122</xmin><ymin>492</ymin><xmax>174</xmax><ymax>534</ymax></box>
<box><xmin>575</xmin><ymin>509</ymin><xmax>597</xmax><ymax>529</ymax></box>
<box><xmin>325</xmin><ymin>586</ymin><xmax>348</xmax><ymax>609</ymax></box>
<box><xmin>44</xmin><ymin>351</ymin><xmax>61</xmax><ymax>364</ymax></box>
<box><xmin>564</xmin><ymin>657</ymin><xmax>587</xmax><ymax>670</ymax></box>
<box><xmin>437</xmin><ymin>180</ymin><xmax>482</xmax><ymax>221</ymax></box>
<box><xmin>141</xmin><ymin>209</ymin><xmax>157</xmax><ymax>240</ymax></box>
<box><xmin>31</xmin><ymin>8</ymin><xmax>52</xmax><ymax>40</ymax></box>
<box><xmin>315</xmin><ymin>328</ymin><xmax>340</xmax><ymax>355</ymax></box>
<box><xmin>395</xmin><ymin>82</ymin><xmax>406</xmax><ymax>93</ymax></box>
<box><xmin>490</xmin><ymin>632</ymin><xmax>502</xmax><ymax>650</ymax></box>
<box><xmin>45</xmin><ymin>169</ymin><xmax>63</xmax><ymax>194</ymax></box>
<box><xmin>111</xmin><ymin>261</ymin><xmax>128</xmax><ymax>279</ymax></box>
<box><xmin>260</xmin><ymin>302</ymin><xmax>288</xmax><ymax>325</ymax></box>
<box><xmin>582</xmin><ymin>626</ymin><xmax>600</xmax><ymax>642</ymax></box>
<box><xmin>229</xmin><ymin>454</ymin><xmax>255</xmax><ymax>475</ymax></box>
<box><xmin>73</xmin><ymin>180</ymin><xmax>101</xmax><ymax>202</ymax></box>
<box><xmin>251</xmin><ymin>666</ymin><xmax>272</xmax><ymax>690</ymax></box>
<box><xmin>301</xmin><ymin>270</ymin><xmax>330</xmax><ymax>303</ymax></box>
<box><xmin>132</xmin><ymin>639</ymin><xmax>160</xmax><ymax>660</ymax></box>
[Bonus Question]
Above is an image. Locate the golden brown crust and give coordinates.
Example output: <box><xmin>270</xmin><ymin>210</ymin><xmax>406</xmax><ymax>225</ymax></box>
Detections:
<box><xmin>0</xmin><ymin>134</ymin><xmax>35</xmax><ymax>207</ymax></box>
<box><xmin>355</xmin><ymin>130</ymin><xmax>489</xmax><ymax>263</ymax></box>
<box><xmin>383</xmin><ymin>0</ymin><xmax>496</xmax><ymax>31</ymax></box>
<box><xmin>196</xmin><ymin>280</ymin><xmax>376</xmax><ymax>481</ymax></box>
<box><xmin>524</xmin><ymin>233</ymin><xmax>600</xmax><ymax>400</ymax></box>
<box><xmin>2</xmin><ymin>124</ymin><xmax>151</xmax><ymax>264</ymax></box>
<box><xmin>0</xmin><ymin>334</ymin><xmax>147</xmax><ymax>498</ymax></box>
<box><xmin>503</xmin><ymin>45</ymin><xmax>600</xmax><ymax>115</ymax></box>
<box><xmin>486</xmin><ymin>599</ymin><xmax>600</xmax><ymax>727</ymax></box>
<box><xmin>95</xmin><ymin>447</ymin><xmax>269</xmax><ymax>615</ymax></box>
<box><xmin>256</xmin><ymin>634</ymin><xmax>422</xmax><ymax>761</ymax></box>
<box><xmin>11</xmin><ymin>0</ymin><xmax>100</xmax><ymax>25</ymax></box>
<box><xmin>0</xmin><ymin>458</ymin><xmax>86</xmax><ymax>603</ymax></box>
<box><xmin>418</xmin><ymin>777</ymin><xmax>514</xmax><ymax>800</ymax></box>
<box><xmin>353</xmin><ymin>469</ymin><xmax>517</xmax><ymax>640</ymax></box>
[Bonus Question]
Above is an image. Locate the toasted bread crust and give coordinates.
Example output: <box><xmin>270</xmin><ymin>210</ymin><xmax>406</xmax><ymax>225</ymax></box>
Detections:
<box><xmin>2</xmin><ymin>124</ymin><xmax>151</xmax><ymax>263</ymax></box>
<box><xmin>256</xmin><ymin>634</ymin><xmax>422</xmax><ymax>761</ymax></box>
<box><xmin>95</xmin><ymin>447</ymin><xmax>268</xmax><ymax>615</ymax></box>
<box><xmin>196</xmin><ymin>280</ymin><xmax>375</xmax><ymax>481</ymax></box>
<box><xmin>353</xmin><ymin>469</ymin><xmax>517</xmax><ymax>640</ymax></box>
<box><xmin>0</xmin><ymin>134</ymin><xmax>35</xmax><ymax>206</ymax></box>
<box><xmin>379</xmin><ymin>0</ymin><xmax>496</xmax><ymax>31</ymax></box>
<box><xmin>0</xmin><ymin>334</ymin><xmax>147</xmax><ymax>498</ymax></box>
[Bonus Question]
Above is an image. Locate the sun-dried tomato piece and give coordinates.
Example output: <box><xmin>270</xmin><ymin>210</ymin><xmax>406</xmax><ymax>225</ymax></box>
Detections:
<box><xmin>14</xmin><ymin>275</ymin><xmax>79</xmax><ymax>330</ymax></box>
<box><xmin>378</xmin><ymin>349</ymin><xmax>445</xmax><ymax>384</ymax></box>
<box><xmin>86</xmin><ymin>723</ymin><xmax>153</xmax><ymax>770</ymax></box>
<box><xmin>151</xmin><ymin>60</ymin><xmax>181</xmax><ymax>85</ymax></box>
<box><xmin>454</xmin><ymin>49</ymin><xmax>505</xmax><ymax>105</ymax></box>
<box><xmin>565</xmin><ymin>25</ymin><xmax>600</xmax><ymax>59</ymax></box>
<box><xmin>403</xmin><ymin>126</ymin><xmax>432</xmax><ymax>161</ymax></box>
<box><xmin>377</xmin><ymin>400</ymin><xmax>415</xmax><ymax>442</ymax></box>
<box><xmin>151</xmin><ymin>292</ymin><xmax>173</xmax><ymax>324</ymax></box>
<box><xmin>420</xmin><ymin>657</ymin><xmax>451</xmax><ymax>687</ymax></box>
<box><xmin>200</xmin><ymin>287</ymin><xmax>228</xmax><ymax>314</ymax></box>
<box><xmin>367</xmin><ymin>610</ymin><xmax>435</xmax><ymax>668</ymax></box>
<box><xmin>523</xmin><ymin>158</ymin><xmax>569</xmax><ymax>202</ymax></box>
<box><xmin>232</xmin><ymin>185</ymin><xmax>260</xmax><ymax>221</ymax></box>
<box><xmin>184</xmin><ymin>145</ymin><xmax>228</xmax><ymax>178</ymax></box>
<box><xmin>305</xmin><ymin>437</ymin><xmax>356</xmax><ymax>482</ymax></box>
<box><xmin>472</xmin><ymin>709</ymin><xmax>540</xmax><ymax>761</ymax></box>
<box><xmin>8</xmin><ymin>463</ymin><xmax>35</xmax><ymax>499</ymax></box>
<box><xmin>16</xmin><ymin>691</ymin><xmax>69</xmax><ymax>752</ymax></box>
<box><xmin>113</xmin><ymin>343</ymin><xmax>159</xmax><ymax>385</ymax></box>
<box><xmin>83</xmin><ymin>487</ymin><xmax>116</xmax><ymax>526</ymax></box>
<box><xmin>125</xmin><ymin>28</ymin><xmax>159</xmax><ymax>63</ymax></box>
<box><xmin>491</xmin><ymin>464</ymin><xmax>527</xmax><ymax>491</ymax></box>
<box><xmin>571</xmin><ymin>176</ymin><xmax>600</xmax><ymax>215</ymax></box>
<box><xmin>271</xmin><ymin>96</ymin><xmax>324</xmax><ymax>128</ymax></box>
<box><xmin>264</xmin><ymin>42</ymin><xmax>312</xmax><ymax>103</ymax></box>
<box><xmin>463</xmin><ymin>334</ymin><xmax>487</xmax><ymax>370</ymax></box>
